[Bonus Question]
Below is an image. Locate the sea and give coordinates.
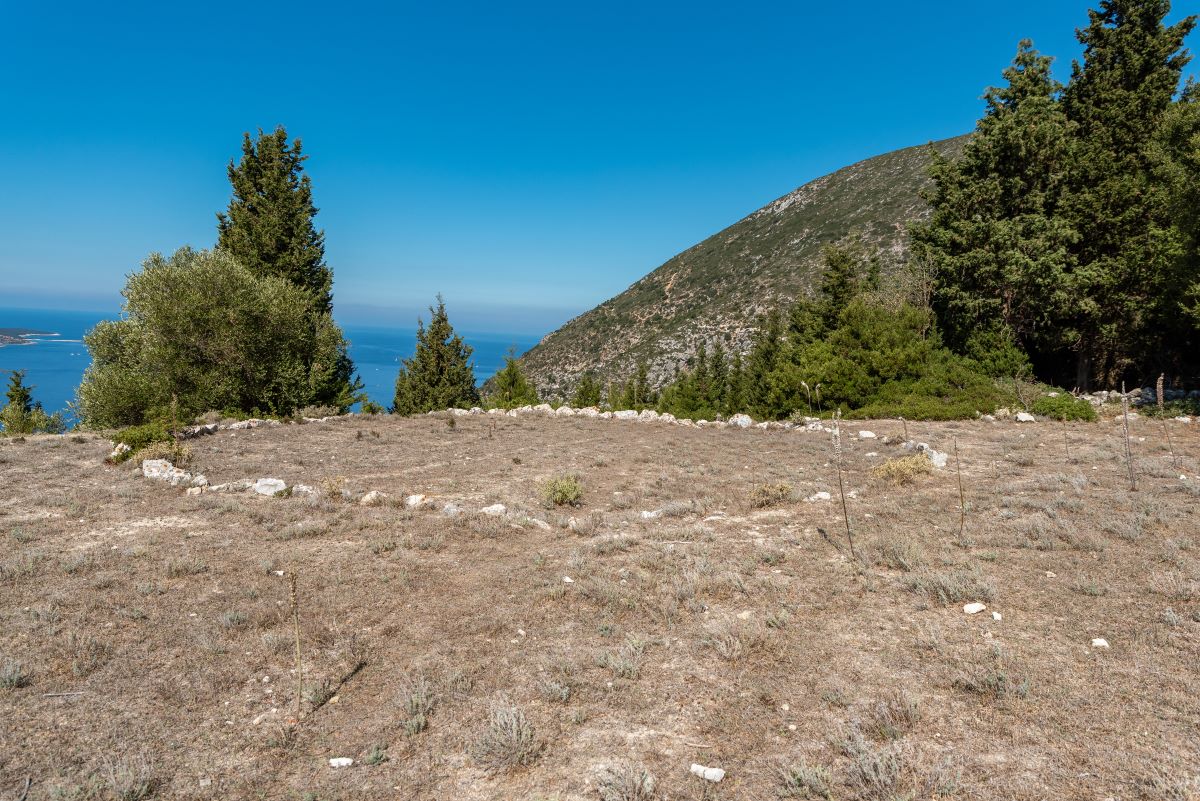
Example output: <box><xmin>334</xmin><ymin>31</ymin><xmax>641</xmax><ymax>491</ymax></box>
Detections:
<box><xmin>0</xmin><ymin>307</ymin><xmax>543</xmax><ymax>421</ymax></box>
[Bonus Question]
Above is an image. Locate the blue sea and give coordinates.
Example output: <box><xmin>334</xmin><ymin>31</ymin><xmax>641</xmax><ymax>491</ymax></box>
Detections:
<box><xmin>0</xmin><ymin>307</ymin><xmax>542</xmax><ymax>421</ymax></box>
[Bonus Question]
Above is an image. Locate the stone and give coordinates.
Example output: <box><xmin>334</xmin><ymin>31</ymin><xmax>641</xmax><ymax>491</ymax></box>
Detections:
<box><xmin>1015</xmin><ymin>412</ymin><xmax>1036</xmax><ymax>423</ymax></box>
<box><xmin>186</xmin><ymin>486</ymin><xmax>203</xmax><ymax>496</ymax></box>
<box><xmin>690</xmin><ymin>764</ymin><xmax>726</xmax><ymax>783</ymax></box>
<box><xmin>992</xmin><ymin>611</ymin><xmax>1002</xmax><ymax>621</ymax></box>
<box><xmin>442</xmin><ymin>503</ymin><xmax>462</xmax><ymax>516</ymax></box>
<box><xmin>252</xmin><ymin>478</ymin><xmax>288</xmax><ymax>497</ymax></box>
<box><xmin>577</xmin><ymin>407</ymin><xmax>600</xmax><ymax>418</ymax></box>
<box><xmin>914</xmin><ymin>443</ymin><xmax>948</xmax><ymax>469</ymax></box>
<box><xmin>292</xmin><ymin>484</ymin><xmax>316</xmax><ymax>496</ymax></box>
<box><xmin>479</xmin><ymin>503</ymin><xmax>507</xmax><ymax>516</ymax></box>
<box><xmin>640</xmin><ymin>510</ymin><xmax>663</xmax><ymax>520</ymax></box>
<box><xmin>638</xmin><ymin>409</ymin><xmax>659</xmax><ymax>421</ymax></box>
<box><xmin>613</xmin><ymin>410</ymin><xmax>639</xmax><ymax>420</ymax></box>
<box><xmin>963</xmin><ymin>602</ymin><xmax>987</xmax><ymax>615</ymax></box>
<box><xmin>980</xmin><ymin>414</ymin><xmax>996</xmax><ymax>422</ymax></box>
<box><xmin>142</xmin><ymin>459</ymin><xmax>207</xmax><ymax>488</ymax></box>
<box><xmin>857</xmin><ymin>430</ymin><xmax>877</xmax><ymax>439</ymax></box>
<box><xmin>554</xmin><ymin>405</ymin><xmax>576</xmax><ymax>416</ymax></box>
<box><xmin>210</xmin><ymin>479</ymin><xmax>254</xmax><ymax>493</ymax></box>
<box><xmin>805</xmin><ymin>491</ymin><xmax>832</xmax><ymax>503</ymax></box>
<box><xmin>360</xmin><ymin>490</ymin><xmax>388</xmax><ymax>507</ymax></box>
<box><xmin>659</xmin><ymin>412</ymin><xmax>676</xmax><ymax>423</ymax></box>
<box><xmin>405</xmin><ymin>494</ymin><xmax>428</xmax><ymax>508</ymax></box>
<box><xmin>328</xmin><ymin>757</ymin><xmax>353</xmax><ymax>768</ymax></box>
<box><xmin>1175</xmin><ymin>416</ymin><xmax>1192</xmax><ymax>423</ymax></box>
<box><xmin>532</xmin><ymin>403</ymin><xmax>554</xmax><ymax>414</ymax></box>
<box><xmin>1091</xmin><ymin>638</ymin><xmax>1110</xmax><ymax>649</ymax></box>
<box><xmin>599</xmin><ymin>411</ymin><xmax>613</xmax><ymax>419</ymax></box>
<box><xmin>728</xmin><ymin>413</ymin><xmax>753</xmax><ymax>428</ymax></box>
<box><xmin>562</xmin><ymin>576</ymin><xmax>574</xmax><ymax>583</ymax></box>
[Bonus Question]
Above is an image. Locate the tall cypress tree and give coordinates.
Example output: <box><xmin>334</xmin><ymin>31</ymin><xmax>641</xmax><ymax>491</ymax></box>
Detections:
<box><xmin>1154</xmin><ymin>80</ymin><xmax>1200</xmax><ymax>352</ymax></box>
<box><xmin>913</xmin><ymin>41</ymin><xmax>1077</xmax><ymax>379</ymax></box>
<box><xmin>218</xmin><ymin>126</ymin><xmax>333</xmax><ymax>314</ymax></box>
<box><xmin>392</xmin><ymin>297</ymin><xmax>479</xmax><ymax>414</ymax></box>
<box><xmin>488</xmin><ymin>347</ymin><xmax>539</xmax><ymax>409</ymax></box>
<box><xmin>1060</xmin><ymin>1</ymin><xmax>1196</xmax><ymax>386</ymax></box>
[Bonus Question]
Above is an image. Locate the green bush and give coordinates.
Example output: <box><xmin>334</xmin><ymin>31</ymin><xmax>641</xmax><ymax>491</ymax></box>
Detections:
<box><xmin>0</xmin><ymin>370</ymin><xmax>66</xmax><ymax>435</ymax></box>
<box><xmin>1031</xmin><ymin>393</ymin><xmax>1097</xmax><ymax>421</ymax></box>
<box><xmin>110</xmin><ymin>422</ymin><xmax>172</xmax><ymax>462</ymax></box>
<box><xmin>542</xmin><ymin>475</ymin><xmax>583</xmax><ymax>507</ymax></box>
<box><xmin>77</xmin><ymin>247</ymin><xmax>360</xmax><ymax>428</ymax></box>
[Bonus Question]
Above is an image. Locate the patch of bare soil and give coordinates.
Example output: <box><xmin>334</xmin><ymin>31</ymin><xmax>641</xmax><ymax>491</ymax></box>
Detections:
<box><xmin>1</xmin><ymin>414</ymin><xmax>1198</xmax><ymax>800</ymax></box>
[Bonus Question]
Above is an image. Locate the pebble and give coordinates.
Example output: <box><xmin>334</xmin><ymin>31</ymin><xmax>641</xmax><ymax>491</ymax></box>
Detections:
<box><xmin>479</xmin><ymin>503</ymin><xmax>507</xmax><ymax>516</ymax></box>
<box><xmin>805</xmin><ymin>491</ymin><xmax>832</xmax><ymax>503</ymax></box>
<box><xmin>359</xmin><ymin>490</ymin><xmax>388</xmax><ymax>507</ymax></box>
<box><xmin>857</xmin><ymin>430</ymin><xmax>877</xmax><ymax>439</ymax></box>
<box><xmin>563</xmin><ymin>576</ymin><xmax>574</xmax><ymax>583</ymax></box>
<box><xmin>328</xmin><ymin>757</ymin><xmax>353</xmax><ymax>768</ymax></box>
<box><xmin>992</xmin><ymin>611</ymin><xmax>1002</xmax><ymax>621</ymax></box>
<box><xmin>690</xmin><ymin>764</ymin><xmax>726</xmax><ymax>783</ymax></box>
<box><xmin>404</xmin><ymin>494</ymin><xmax>427</xmax><ymax>508</ymax></box>
<box><xmin>963</xmin><ymin>602</ymin><xmax>987</xmax><ymax>615</ymax></box>
<box><xmin>1015</xmin><ymin>412</ymin><xmax>1036</xmax><ymax>423</ymax></box>
<box><xmin>1091</xmin><ymin>638</ymin><xmax>1110</xmax><ymax>649</ymax></box>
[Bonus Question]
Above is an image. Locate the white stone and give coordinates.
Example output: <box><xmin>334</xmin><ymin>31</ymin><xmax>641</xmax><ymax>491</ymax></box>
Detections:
<box><xmin>981</xmin><ymin>414</ymin><xmax>996</xmax><ymax>422</ymax></box>
<box><xmin>292</xmin><ymin>484</ymin><xmax>316</xmax><ymax>496</ymax></box>
<box><xmin>963</xmin><ymin>602</ymin><xmax>987</xmax><ymax>615</ymax></box>
<box><xmin>613</xmin><ymin>410</ymin><xmax>639</xmax><ymax>420</ymax></box>
<box><xmin>405</xmin><ymin>494</ymin><xmax>428</xmax><ymax>508</ymax></box>
<box><xmin>659</xmin><ymin>412</ymin><xmax>676</xmax><ymax>423</ymax></box>
<box><xmin>599</xmin><ymin>411</ymin><xmax>613</xmax><ymax>419</ymax></box>
<box><xmin>991</xmin><ymin>611</ymin><xmax>1002</xmax><ymax>621</ymax></box>
<box><xmin>442</xmin><ymin>502</ymin><xmax>462</xmax><ymax>516</ymax></box>
<box><xmin>554</xmin><ymin>405</ymin><xmax>576</xmax><ymax>416</ymax></box>
<box><xmin>328</xmin><ymin>757</ymin><xmax>353</xmax><ymax>768</ymax></box>
<box><xmin>253</xmin><ymin>478</ymin><xmax>288</xmax><ymax>497</ymax></box>
<box><xmin>479</xmin><ymin>503</ymin><xmax>507</xmax><ymax>516</ymax></box>
<box><xmin>805</xmin><ymin>491</ymin><xmax>832</xmax><ymax>503</ymax></box>
<box><xmin>638</xmin><ymin>409</ymin><xmax>659</xmax><ymax>421</ymax></box>
<box><xmin>1091</xmin><ymin>638</ymin><xmax>1110</xmax><ymax>649</ymax></box>
<box><xmin>728</xmin><ymin>413</ymin><xmax>753</xmax><ymax>428</ymax></box>
<box><xmin>1175</xmin><ymin>416</ymin><xmax>1192</xmax><ymax>423</ymax></box>
<box><xmin>532</xmin><ymin>403</ymin><xmax>554</xmax><ymax>414</ymax></box>
<box><xmin>1015</xmin><ymin>412</ymin><xmax>1036</xmax><ymax>423</ymax></box>
<box><xmin>577</xmin><ymin>407</ymin><xmax>600</xmax><ymax>418</ymax></box>
<box><xmin>690</xmin><ymin>764</ymin><xmax>726</xmax><ymax>783</ymax></box>
<box><xmin>562</xmin><ymin>576</ymin><xmax>574</xmax><ymax>583</ymax></box>
<box><xmin>186</xmin><ymin>486</ymin><xmax>203</xmax><ymax>496</ymax></box>
<box><xmin>360</xmin><ymin>490</ymin><xmax>388</xmax><ymax>507</ymax></box>
<box><xmin>857</xmin><ymin>430</ymin><xmax>877</xmax><ymax>439</ymax></box>
<box><xmin>210</xmin><ymin>479</ymin><xmax>253</xmax><ymax>493</ymax></box>
<box><xmin>640</xmin><ymin>510</ymin><xmax>663</xmax><ymax>520</ymax></box>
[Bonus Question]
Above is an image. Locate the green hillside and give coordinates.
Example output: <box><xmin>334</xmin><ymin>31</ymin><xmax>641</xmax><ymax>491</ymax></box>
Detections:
<box><xmin>520</xmin><ymin>135</ymin><xmax>968</xmax><ymax>397</ymax></box>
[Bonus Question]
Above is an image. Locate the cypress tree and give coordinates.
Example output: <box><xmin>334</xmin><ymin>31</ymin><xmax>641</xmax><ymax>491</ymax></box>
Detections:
<box><xmin>218</xmin><ymin>126</ymin><xmax>333</xmax><ymax>314</ymax></box>
<box><xmin>1154</xmin><ymin>80</ymin><xmax>1200</xmax><ymax>357</ymax></box>
<box><xmin>392</xmin><ymin>297</ymin><xmax>479</xmax><ymax>415</ymax></box>
<box><xmin>488</xmin><ymin>347</ymin><xmax>539</xmax><ymax>409</ymax></box>
<box><xmin>573</xmin><ymin>372</ymin><xmax>602</xmax><ymax>407</ymax></box>
<box><xmin>709</xmin><ymin>340</ymin><xmax>728</xmax><ymax>411</ymax></box>
<box><xmin>5</xmin><ymin>370</ymin><xmax>35</xmax><ymax>414</ymax></box>
<box><xmin>1060</xmin><ymin>1</ymin><xmax>1196</xmax><ymax>386</ymax></box>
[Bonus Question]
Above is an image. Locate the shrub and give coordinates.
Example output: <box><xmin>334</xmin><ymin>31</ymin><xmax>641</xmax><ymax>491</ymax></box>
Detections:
<box><xmin>132</xmin><ymin>439</ymin><xmax>193</xmax><ymax>467</ymax></box>
<box><xmin>1031</xmin><ymin>392</ymin><xmax>1097</xmax><ymax>421</ymax></box>
<box><xmin>542</xmin><ymin>475</ymin><xmax>583</xmax><ymax>507</ymax></box>
<box><xmin>78</xmin><ymin>247</ymin><xmax>360</xmax><ymax>428</ymax></box>
<box><xmin>0</xmin><ymin>370</ymin><xmax>66</xmax><ymax>435</ymax></box>
<box><xmin>472</xmin><ymin>700</ymin><xmax>541</xmax><ymax>772</ymax></box>
<box><xmin>750</xmin><ymin>483</ymin><xmax>792</xmax><ymax>508</ymax></box>
<box><xmin>597</xmin><ymin>762</ymin><xmax>658</xmax><ymax>801</ymax></box>
<box><xmin>871</xmin><ymin>454</ymin><xmax>933</xmax><ymax>485</ymax></box>
<box><xmin>109</xmin><ymin>422</ymin><xmax>172</xmax><ymax>463</ymax></box>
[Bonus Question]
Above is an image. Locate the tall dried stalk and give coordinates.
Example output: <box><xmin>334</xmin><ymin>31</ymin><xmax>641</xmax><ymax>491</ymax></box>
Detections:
<box><xmin>289</xmin><ymin>572</ymin><xmax>303</xmax><ymax>722</ymax></box>
<box><xmin>832</xmin><ymin>414</ymin><xmax>859</xmax><ymax>563</ymax></box>
<box><xmin>1121</xmin><ymin>382</ymin><xmax>1137</xmax><ymax>492</ymax></box>
<box><xmin>1158</xmin><ymin>374</ymin><xmax>1177</xmax><ymax>468</ymax></box>
<box><xmin>954</xmin><ymin>438</ymin><xmax>965</xmax><ymax>540</ymax></box>
<box><xmin>899</xmin><ymin>416</ymin><xmax>909</xmax><ymax>443</ymax></box>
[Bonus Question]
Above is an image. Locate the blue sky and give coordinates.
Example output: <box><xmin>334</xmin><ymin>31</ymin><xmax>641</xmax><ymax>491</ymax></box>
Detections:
<box><xmin>1</xmin><ymin>1</ymin><xmax>1194</xmax><ymax>333</ymax></box>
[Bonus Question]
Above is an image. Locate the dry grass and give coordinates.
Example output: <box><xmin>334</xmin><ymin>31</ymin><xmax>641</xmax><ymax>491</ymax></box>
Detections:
<box><xmin>750</xmin><ymin>482</ymin><xmax>792</xmax><ymax>508</ymax></box>
<box><xmin>0</xmin><ymin>413</ymin><xmax>1197</xmax><ymax>798</ymax></box>
<box><xmin>871</xmin><ymin>453</ymin><xmax>933</xmax><ymax>484</ymax></box>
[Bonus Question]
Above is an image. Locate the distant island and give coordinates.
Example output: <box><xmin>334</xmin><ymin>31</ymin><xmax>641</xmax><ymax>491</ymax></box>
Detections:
<box><xmin>0</xmin><ymin>327</ymin><xmax>57</xmax><ymax>346</ymax></box>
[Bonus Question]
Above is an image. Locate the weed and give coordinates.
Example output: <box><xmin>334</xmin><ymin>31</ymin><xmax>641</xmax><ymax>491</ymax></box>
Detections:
<box><xmin>766</xmin><ymin>609</ymin><xmax>792</xmax><ymax>629</ymax></box>
<box><xmin>363</xmin><ymin>742</ymin><xmax>389</xmax><ymax>765</ymax></box>
<box><xmin>873</xmin><ymin>536</ymin><xmax>925</xmax><ymax>571</ymax></box>
<box><xmin>1070</xmin><ymin>577</ymin><xmax>1108</xmax><ymax>597</ymax></box>
<box><xmin>905</xmin><ymin>569</ymin><xmax>995</xmax><ymax>605</ymax></box>
<box><xmin>542</xmin><ymin>474</ymin><xmax>584</xmax><ymax>507</ymax></box>
<box><xmin>165</xmin><ymin>557</ymin><xmax>207</xmax><ymax>578</ymax></box>
<box><xmin>398</xmin><ymin>674</ymin><xmax>436</xmax><ymax>735</ymax></box>
<box><xmin>67</xmin><ymin>632</ymin><xmax>111</xmax><ymax>677</ymax></box>
<box><xmin>220</xmin><ymin>610</ymin><xmax>248</xmax><ymax>629</ymax></box>
<box><xmin>953</xmin><ymin>647</ymin><xmax>1030</xmax><ymax>700</ymax></box>
<box><xmin>779</xmin><ymin>760</ymin><xmax>833</xmax><ymax>799</ymax></box>
<box><xmin>1</xmin><ymin>657</ymin><xmax>31</xmax><ymax>689</ymax></box>
<box><xmin>597</xmin><ymin>762</ymin><xmax>658</xmax><ymax>801</ymax></box>
<box><xmin>871</xmin><ymin>454</ymin><xmax>933</xmax><ymax>485</ymax></box>
<box><xmin>538</xmin><ymin>677</ymin><xmax>572</xmax><ymax>703</ymax></box>
<box><xmin>750</xmin><ymin>482</ymin><xmax>792</xmax><ymax>508</ymax></box>
<box><xmin>472</xmin><ymin>699</ymin><xmax>542</xmax><ymax>772</ymax></box>
<box><xmin>600</xmin><ymin>635</ymin><xmax>648</xmax><ymax>679</ymax></box>
<box><xmin>103</xmin><ymin>754</ymin><xmax>158</xmax><ymax>801</ymax></box>
<box><xmin>866</xmin><ymin>690</ymin><xmax>921</xmax><ymax>740</ymax></box>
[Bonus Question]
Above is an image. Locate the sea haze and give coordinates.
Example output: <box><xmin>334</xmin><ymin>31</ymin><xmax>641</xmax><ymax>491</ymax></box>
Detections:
<box><xmin>0</xmin><ymin>307</ymin><xmax>543</xmax><ymax>419</ymax></box>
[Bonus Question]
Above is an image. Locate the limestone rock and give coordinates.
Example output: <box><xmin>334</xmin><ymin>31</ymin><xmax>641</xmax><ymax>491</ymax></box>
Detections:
<box><xmin>690</xmin><ymin>764</ymin><xmax>725</xmax><ymax>783</ymax></box>
<box><xmin>405</xmin><ymin>494</ymin><xmax>428</xmax><ymax>508</ymax></box>
<box><xmin>479</xmin><ymin>503</ymin><xmax>507</xmax><ymax>516</ymax></box>
<box><xmin>1015</xmin><ymin>412</ymin><xmax>1036</xmax><ymax>423</ymax></box>
<box><xmin>728</xmin><ymin>413</ymin><xmax>753</xmax><ymax>428</ymax></box>
<box><xmin>360</xmin><ymin>490</ymin><xmax>388</xmax><ymax>507</ymax></box>
<box><xmin>857</xmin><ymin>430</ymin><xmax>877</xmax><ymax>439</ymax></box>
<box><xmin>252</xmin><ymin>478</ymin><xmax>287</xmax><ymax>497</ymax></box>
<box><xmin>963</xmin><ymin>602</ymin><xmax>986</xmax><ymax>614</ymax></box>
<box><xmin>613</xmin><ymin>410</ymin><xmax>639</xmax><ymax>420</ymax></box>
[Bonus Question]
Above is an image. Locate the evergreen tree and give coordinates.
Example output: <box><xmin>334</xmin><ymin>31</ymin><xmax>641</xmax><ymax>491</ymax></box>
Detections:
<box><xmin>709</xmin><ymin>340</ymin><xmax>728</xmax><ymax>412</ymax></box>
<box><xmin>218</xmin><ymin>126</ymin><xmax>333</xmax><ymax>314</ymax></box>
<box><xmin>2</xmin><ymin>370</ymin><xmax>65</xmax><ymax>435</ymax></box>
<box><xmin>572</xmin><ymin>372</ymin><xmax>602</xmax><ymax>407</ymax></box>
<box><xmin>488</xmin><ymin>348</ymin><xmax>539</xmax><ymax>408</ymax></box>
<box><xmin>819</xmin><ymin>242</ymin><xmax>866</xmax><ymax>328</ymax></box>
<box><xmin>392</xmin><ymin>297</ymin><xmax>479</xmax><ymax>415</ymax></box>
<box><xmin>1154</xmin><ymin>80</ymin><xmax>1200</xmax><ymax>353</ymax></box>
<box><xmin>5</xmin><ymin>370</ymin><xmax>34</xmax><ymax>414</ymax></box>
<box><xmin>1060</xmin><ymin>1</ymin><xmax>1196</xmax><ymax>386</ymax></box>
<box><xmin>725</xmin><ymin>352</ymin><xmax>747</xmax><ymax>415</ymax></box>
<box><xmin>746</xmin><ymin>309</ymin><xmax>784</xmax><ymax>417</ymax></box>
<box><xmin>912</xmin><ymin>40</ymin><xmax>1076</xmax><ymax>379</ymax></box>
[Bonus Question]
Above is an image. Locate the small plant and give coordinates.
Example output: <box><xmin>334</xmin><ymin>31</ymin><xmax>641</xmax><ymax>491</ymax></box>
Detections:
<box><xmin>363</xmin><ymin>742</ymin><xmax>389</xmax><ymax>765</ymax></box>
<box><xmin>905</xmin><ymin>569</ymin><xmax>995</xmax><ymax>605</ymax></box>
<box><xmin>750</xmin><ymin>482</ymin><xmax>792</xmax><ymax>508</ymax></box>
<box><xmin>1</xmin><ymin>657</ymin><xmax>31</xmax><ymax>689</ymax></box>
<box><xmin>866</xmin><ymin>690</ymin><xmax>921</xmax><ymax>740</ymax></box>
<box><xmin>600</xmin><ymin>635</ymin><xmax>648</xmax><ymax>679</ymax></box>
<box><xmin>873</xmin><ymin>536</ymin><xmax>925</xmax><ymax>572</ymax></box>
<box><xmin>542</xmin><ymin>474</ymin><xmax>584</xmax><ymax>507</ymax></box>
<box><xmin>953</xmin><ymin>646</ymin><xmax>1030</xmax><ymax>700</ymax></box>
<box><xmin>68</xmin><ymin>632</ymin><xmax>111</xmax><ymax>677</ymax></box>
<box><xmin>109</xmin><ymin>422</ymin><xmax>171</xmax><ymax>463</ymax></box>
<box><xmin>132</xmin><ymin>439</ymin><xmax>193</xmax><ymax>467</ymax></box>
<box><xmin>103</xmin><ymin>754</ymin><xmax>158</xmax><ymax>801</ymax></box>
<box><xmin>398</xmin><ymin>674</ymin><xmax>436</xmax><ymax>735</ymax></box>
<box><xmin>779</xmin><ymin>760</ymin><xmax>833</xmax><ymax>799</ymax></box>
<box><xmin>220</xmin><ymin>610</ymin><xmax>249</xmax><ymax>629</ymax></box>
<box><xmin>165</xmin><ymin>557</ymin><xmax>207</xmax><ymax>578</ymax></box>
<box><xmin>472</xmin><ymin>699</ymin><xmax>542</xmax><ymax>772</ymax></box>
<box><xmin>597</xmin><ymin>762</ymin><xmax>659</xmax><ymax>801</ymax></box>
<box><xmin>870</xmin><ymin>454</ymin><xmax>933</xmax><ymax>485</ymax></box>
<box><xmin>538</xmin><ymin>676</ymin><xmax>571</xmax><ymax>703</ymax></box>
<box><xmin>1031</xmin><ymin>393</ymin><xmax>1097</xmax><ymax>422</ymax></box>
<box><xmin>305</xmin><ymin>678</ymin><xmax>335</xmax><ymax>707</ymax></box>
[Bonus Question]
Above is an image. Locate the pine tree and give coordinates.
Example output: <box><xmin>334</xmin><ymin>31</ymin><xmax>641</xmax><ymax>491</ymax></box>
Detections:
<box><xmin>5</xmin><ymin>370</ymin><xmax>35</xmax><ymax>414</ymax></box>
<box><xmin>746</xmin><ymin>309</ymin><xmax>784</xmax><ymax>416</ymax></box>
<box><xmin>1060</xmin><ymin>1</ymin><xmax>1196</xmax><ymax>386</ymax></box>
<box><xmin>392</xmin><ymin>297</ymin><xmax>479</xmax><ymax>415</ymax></box>
<box><xmin>488</xmin><ymin>348</ymin><xmax>539</xmax><ymax>409</ymax></box>
<box><xmin>912</xmin><ymin>40</ymin><xmax>1077</xmax><ymax>379</ymax></box>
<box><xmin>572</xmin><ymin>372</ymin><xmax>602</xmax><ymax>407</ymax></box>
<box><xmin>1</xmin><ymin>369</ymin><xmax>64</xmax><ymax>435</ymax></box>
<box><xmin>218</xmin><ymin>126</ymin><xmax>333</xmax><ymax>314</ymax></box>
<box><xmin>709</xmin><ymin>340</ymin><xmax>728</xmax><ymax>412</ymax></box>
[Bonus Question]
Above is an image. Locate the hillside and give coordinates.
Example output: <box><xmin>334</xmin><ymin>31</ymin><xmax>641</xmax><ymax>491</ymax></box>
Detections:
<box><xmin>520</xmin><ymin>135</ymin><xmax>968</xmax><ymax>397</ymax></box>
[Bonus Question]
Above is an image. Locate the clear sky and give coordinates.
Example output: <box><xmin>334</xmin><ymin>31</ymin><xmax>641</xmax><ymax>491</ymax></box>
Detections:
<box><xmin>1</xmin><ymin>1</ymin><xmax>1194</xmax><ymax>333</ymax></box>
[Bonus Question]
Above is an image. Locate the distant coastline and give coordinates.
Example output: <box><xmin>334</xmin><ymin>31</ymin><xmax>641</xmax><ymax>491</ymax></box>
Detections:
<box><xmin>0</xmin><ymin>328</ymin><xmax>58</xmax><ymax>347</ymax></box>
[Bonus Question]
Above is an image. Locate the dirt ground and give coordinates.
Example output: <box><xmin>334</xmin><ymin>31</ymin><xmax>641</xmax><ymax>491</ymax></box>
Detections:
<box><xmin>1</xmin><ymin>412</ymin><xmax>1198</xmax><ymax>801</ymax></box>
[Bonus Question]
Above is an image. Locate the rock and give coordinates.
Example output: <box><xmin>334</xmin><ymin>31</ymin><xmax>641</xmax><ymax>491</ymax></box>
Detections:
<box><xmin>186</xmin><ymin>486</ymin><xmax>204</xmax><ymax>496</ymax></box>
<box><xmin>1091</xmin><ymin>638</ymin><xmax>1110</xmax><ymax>649</ymax></box>
<box><xmin>728</xmin><ymin>413</ymin><xmax>753</xmax><ymax>428</ymax></box>
<box><xmin>554</xmin><ymin>405</ymin><xmax>576</xmax><ymax>416</ymax></box>
<box><xmin>252</xmin><ymin>478</ymin><xmax>288</xmax><ymax>497</ymax></box>
<box><xmin>328</xmin><ymin>757</ymin><xmax>353</xmax><ymax>768</ymax></box>
<box><xmin>689</xmin><ymin>764</ymin><xmax>726</xmax><ymax>783</ymax></box>
<box><xmin>1175</xmin><ymin>416</ymin><xmax>1192</xmax><ymax>423</ymax></box>
<box><xmin>360</xmin><ymin>490</ymin><xmax>388</xmax><ymax>507</ymax></box>
<box><xmin>442</xmin><ymin>502</ymin><xmax>462</xmax><ymax>516</ymax></box>
<box><xmin>479</xmin><ymin>503</ymin><xmax>507</xmax><ymax>516</ymax></box>
<box><xmin>991</xmin><ymin>611</ymin><xmax>1002</xmax><ymax>621</ymax></box>
<box><xmin>914</xmin><ymin>443</ymin><xmax>948</xmax><ymax>469</ymax></box>
<box><xmin>599</xmin><ymin>411</ymin><xmax>613</xmax><ymax>419</ymax></box>
<box><xmin>109</xmin><ymin>442</ymin><xmax>132</xmax><ymax>460</ymax></box>
<box><xmin>468</xmin><ymin>407</ymin><xmax>483</xmax><ymax>415</ymax></box>
<box><xmin>532</xmin><ymin>403</ymin><xmax>554</xmax><ymax>414</ymax></box>
<box><xmin>292</xmin><ymin>484</ymin><xmax>316</xmax><ymax>496</ymax></box>
<box><xmin>505</xmin><ymin>409</ymin><xmax>518</xmax><ymax>417</ymax></box>
<box><xmin>1015</xmin><ymin>412</ymin><xmax>1036</xmax><ymax>423</ymax></box>
<box><xmin>857</xmin><ymin>430</ymin><xmax>877</xmax><ymax>439</ymax></box>
<box><xmin>963</xmin><ymin>602</ymin><xmax>987</xmax><ymax>615</ymax></box>
<box><xmin>405</xmin><ymin>494</ymin><xmax>428</xmax><ymax>508</ymax></box>
<box><xmin>659</xmin><ymin>412</ymin><xmax>676</xmax><ymax>423</ymax></box>
<box><xmin>562</xmin><ymin>576</ymin><xmax>574</xmax><ymax>583</ymax></box>
<box><xmin>980</xmin><ymin>414</ymin><xmax>996</xmax><ymax>422</ymax></box>
<box><xmin>577</xmin><ymin>407</ymin><xmax>600</xmax><ymax>418</ymax></box>
<box><xmin>613</xmin><ymin>410</ymin><xmax>639</xmax><ymax>420</ymax></box>
<box><xmin>210</xmin><ymin>479</ymin><xmax>253</xmax><ymax>493</ymax></box>
<box><xmin>805</xmin><ymin>491</ymin><xmax>832</xmax><ymax>503</ymax></box>
<box><xmin>638</xmin><ymin>409</ymin><xmax>659</xmax><ymax>421</ymax></box>
<box><xmin>142</xmin><ymin>459</ymin><xmax>207</xmax><ymax>488</ymax></box>
<box><xmin>640</xmin><ymin>510</ymin><xmax>663</xmax><ymax>520</ymax></box>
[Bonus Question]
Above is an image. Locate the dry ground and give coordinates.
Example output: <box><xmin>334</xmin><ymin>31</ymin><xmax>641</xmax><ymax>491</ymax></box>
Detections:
<box><xmin>1</xmin><ymin>413</ymin><xmax>1198</xmax><ymax>801</ymax></box>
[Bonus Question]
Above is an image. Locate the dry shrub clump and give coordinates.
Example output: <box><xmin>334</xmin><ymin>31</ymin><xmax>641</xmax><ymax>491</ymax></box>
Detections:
<box><xmin>133</xmin><ymin>439</ymin><xmax>193</xmax><ymax>468</ymax></box>
<box><xmin>597</xmin><ymin>762</ymin><xmax>659</xmax><ymax>801</ymax></box>
<box><xmin>472</xmin><ymin>699</ymin><xmax>542</xmax><ymax>772</ymax></box>
<box><xmin>750</xmin><ymin>482</ymin><xmax>792</xmax><ymax>508</ymax></box>
<box><xmin>906</xmin><ymin>569</ymin><xmax>995</xmax><ymax>605</ymax></box>
<box><xmin>542</xmin><ymin>474</ymin><xmax>584</xmax><ymax>507</ymax></box>
<box><xmin>871</xmin><ymin>454</ymin><xmax>933</xmax><ymax>485</ymax></box>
